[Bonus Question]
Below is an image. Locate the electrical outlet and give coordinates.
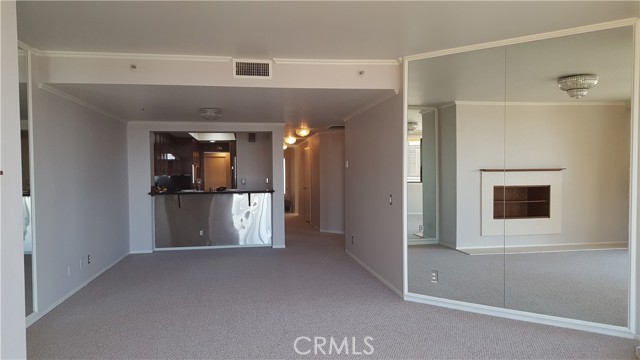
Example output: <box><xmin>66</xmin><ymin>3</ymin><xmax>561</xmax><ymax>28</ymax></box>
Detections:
<box><xmin>351</xmin><ymin>235</ymin><xmax>355</xmax><ymax>245</ymax></box>
<box><xmin>67</xmin><ymin>266</ymin><xmax>71</xmax><ymax>276</ymax></box>
<box><xmin>199</xmin><ymin>230</ymin><xmax>204</xmax><ymax>236</ymax></box>
<box><xmin>430</xmin><ymin>270</ymin><xmax>438</xmax><ymax>283</ymax></box>
<box><xmin>419</xmin><ymin>225</ymin><xmax>424</xmax><ymax>232</ymax></box>
<box><xmin>87</xmin><ymin>254</ymin><xmax>91</xmax><ymax>264</ymax></box>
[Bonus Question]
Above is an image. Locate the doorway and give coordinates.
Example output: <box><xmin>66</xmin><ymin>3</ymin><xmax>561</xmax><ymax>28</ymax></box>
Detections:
<box><xmin>204</xmin><ymin>152</ymin><xmax>231</xmax><ymax>190</ymax></box>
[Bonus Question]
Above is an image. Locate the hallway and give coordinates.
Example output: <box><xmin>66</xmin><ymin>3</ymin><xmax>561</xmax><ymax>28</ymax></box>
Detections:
<box><xmin>26</xmin><ymin>215</ymin><xmax>636</xmax><ymax>359</ymax></box>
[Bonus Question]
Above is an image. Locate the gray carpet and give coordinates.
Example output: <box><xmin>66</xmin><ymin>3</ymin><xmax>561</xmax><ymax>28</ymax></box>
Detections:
<box><xmin>408</xmin><ymin>245</ymin><xmax>628</xmax><ymax>326</ymax></box>
<box><xmin>27</xmin><ymin>215</ymin><xmax>636</xmax><ymax>359</ymax></box>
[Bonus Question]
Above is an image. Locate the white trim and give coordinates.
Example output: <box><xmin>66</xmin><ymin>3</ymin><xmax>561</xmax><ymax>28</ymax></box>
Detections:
<box><xmin>320</xmin><ymin>229</ymin><xmax>345</xmax><ymax>235</ymax></box>
<box><xmin>405</xmin><ymin>18</ymin><xmax>639</xmax><ymax>61</ymax></box>
<box><xmin>129</xmin><ymin>250</ymin><xmax>153</xmax><ymax>254</ymax></box>
<box><xmin>402</xmin><ymin>58</ymin><xmax>409</xmax><ymax>296</ymax></box>
<box><xmin>457</xmin><ymin>242</ymin><xmax>628</xmax><ymax>255</ymax></box>
<box><xmin>454</xmin><ymin>101</ymin><xmax>628</xmax><ymax>107</ymax></box>
<box><xmin>346</xmin><ymin>249</ymin><xmax>403</xmax><ymax>297</ymax></box>
<box><xmin>154</xmin><ymin>244</ymin><xmax>272</xmax><ymax>251</ymax></box>
<box><xmin>272</xmin><ymin>244</ymin><xmax>286</xmax><ymax>249</ymax></box>
<box><xmin>17</xmin><ymin>40</ymin><xmax>36</xmax><ymax>53</ymax></box>
<box><xmin>127</xmin><ymin>120</ymin><xmax>285</xmax><ymax>127</ymax></box>
<box><xmin>37</xmin><ymin>83</ymin><xmax>127</xmax><ymax>123</ymax></box>
<box><xmin>342</xmin><ymin>90</ymin><xmax>400</xmax><ymax>123</ymax></box>
<box><xmin>404</xmin><ymin>292</ymin><xmax>634</xmax><ymax>339</ymax></box>
<box><xmin>272</xmin><ymin>58</ymin><xmax>400</xmax><ymax>66</ymax></box>
<box><xmin>26</xmin><ymin>252</ymin><xmax>129</xmax><ymax>327</ymax></box>
<box><xmin>408</xmin><ymin>238</ymin><xmax>439</xmax><ymax>246</ymax></box>
<box><xmin>34</xmin><ymin>50</ymin><xmax>232</xmax><ymax>63</ymax></box>
<box><xmin>628</xmin><ymin>19</ymin><xmax>640</xmax><ymax>336</ymax></box>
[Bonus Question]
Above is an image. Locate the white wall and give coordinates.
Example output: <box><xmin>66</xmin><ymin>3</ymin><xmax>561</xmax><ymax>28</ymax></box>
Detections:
<box><xmin>438</xmin><ymin>105</ymin><xmax>457</xmax><ymax>248</ymax></box>
<box><xmin>236</xmin><ymin>132</ymin><xmax>273</xmax><ymax>190</ymax></box>
<box><xmin>30</xmin><ymin>54</ymin><xmax>130</xmax><ymax>317</ymax></box>
<box><xmin>345</xmin><ymin>93</ymin><xmax>403</xmax><ymax>295</ymax></box>
<box><xmin>319</xmin><ymin>131</ymin><xmax>345</xmax><ymax>233</ymax></box>
<box><xmin>308</xmin><ymin>135</ymin><xmax>321</xmax><ymax>229</ymax></box>
<box><xmin>127</xmin><ymin>122</ymin><xmax>285</xmax><ymax>251</ymax></box>
<box><xmin>454</xmin><ymin>103</ymin><xmax>630</xmax><ymax>249</ymax></box>
<box><xmin>0</xmin><ymin>2</ymin><xmax>27</xmax><ymax>357</ymax></box>
<box><xmin>407</xmin><ymin>183</ymin><xmax>422</xmax><ymax>214</ymax></box>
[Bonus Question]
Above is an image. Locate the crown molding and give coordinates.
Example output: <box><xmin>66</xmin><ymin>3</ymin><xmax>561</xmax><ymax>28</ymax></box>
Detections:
<box><xmin>126</xmin><ymin>121</ymin><xmax>285</xmax><ymax>128</ymax></box>
<box><xmin>273</xmin><ymin>58</ymin><xmax>400</xmax><ymax>66</ymax></box>
<box><xmin>37</xmin><ymin>83</ymin><xmax>127</xmax><ymax>123</ymax></box>
<box><xmin>342</xmin><ymin>89</ymin><xmax>400</xmax><ymax>122</ymax></box>
<box><xmin>405</xmin><ymin>17</ymin><xmax>639</xmax><ymax>62</ymax></box>
<box><xmin>33</xmin><ymin>50</ymin><xmax>232</xmax><ymax>62</ymax></box>
<box><xmin>454</xmin><ymin>100</ymin><xmax>629</xmax><ymax>107</ymax></box>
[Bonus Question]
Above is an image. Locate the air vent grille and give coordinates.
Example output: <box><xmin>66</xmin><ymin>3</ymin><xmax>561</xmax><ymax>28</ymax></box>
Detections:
<box><xmin>233</xmin><ymin>59</ymin><xmax>272</xmax><ymax>79</ymax></box>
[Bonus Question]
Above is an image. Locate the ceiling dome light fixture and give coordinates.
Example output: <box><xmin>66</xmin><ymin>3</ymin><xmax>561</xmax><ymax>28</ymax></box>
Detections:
<box><xmin>557</xmin><ymin>74</ymin><xmax>599</xmax><ymax>99</ymax></box>
<box><xmin>284</xmin><ymin>136</ymin><xmax>297</xmax><ymax>145</ymax></box>
<box><xmin>407</xmin><ymin>121</ymin><xmax>419</xmax><ymax>133</ymax></box>
<box><xmin>199</xmin><ymin>107</ymin><xmax>223</xmax><ymax>121</ymax></box>
<box><xmin>295</xmin><ymin>127</ymin><xmax>310</xmax><ymax>137</ymax></box>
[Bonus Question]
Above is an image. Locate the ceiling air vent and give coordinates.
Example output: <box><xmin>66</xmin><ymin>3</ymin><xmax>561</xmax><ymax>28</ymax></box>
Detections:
<box><xmin>233</xmin><ymin>59</ymin><xmax>272</xmax><ymax>79</ymax></box>
<box><xmin>327</xmin><ymin>125</ymin><xmax>345</xmax><ymax>130</ymax></box>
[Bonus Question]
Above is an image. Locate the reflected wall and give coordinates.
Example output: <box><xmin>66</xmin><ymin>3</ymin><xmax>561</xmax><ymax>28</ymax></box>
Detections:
<box><xmin>406</xmin><ymin>25</ymin><xmax>634</xmax><ymax>327</ymax></box>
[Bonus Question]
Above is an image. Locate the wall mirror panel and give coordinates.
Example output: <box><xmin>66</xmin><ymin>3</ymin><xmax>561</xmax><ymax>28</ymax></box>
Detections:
<box><xmin>406</xmin><ymin>46</ymin><xmax>507</xmax><ymax>308</ymax></box>
<box><xmin>406</xmin><ymin>25</ymin><xmax>634</xmax><ymax>327</ymax></box>
<box><xmin>18</xmin><ymin>45</ymin><xmax>34</xmax><ymax>317</ymax></box>
<box><xmin>502</xmin><ymin>26</ymin><xmax>634</xmax><ymax>326</ymax></box>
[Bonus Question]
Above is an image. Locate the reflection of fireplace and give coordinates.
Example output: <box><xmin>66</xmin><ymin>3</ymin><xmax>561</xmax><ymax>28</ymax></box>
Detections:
<box><xmin>493</xmin><ymin>185</ymin><xmax>550</xmax><ymax>219</ymax></box>
<box><xmin>481</xmin><ymin>169</ymin><xmax>563</xmax><ymax>236</ymax></box>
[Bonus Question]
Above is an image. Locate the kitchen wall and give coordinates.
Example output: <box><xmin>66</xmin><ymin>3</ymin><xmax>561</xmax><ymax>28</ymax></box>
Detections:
<box><xmin>29</xmin><ymin>56</ymin><xmax>130</xmax><ymax>322</ymax></box>
<box><xmin>345</xmin><ymin>93</ymin><xmax>403</xmax><ymax>295</ymax></box>
<box><xmin>453</xmin><ymin>102</ymin><xmax>630</xmax><ymax>249</ymax></box>
<box><xmin>236</xmin><ymin>132</ymin><xmax>273</xmax><ymax>190</ymax></box>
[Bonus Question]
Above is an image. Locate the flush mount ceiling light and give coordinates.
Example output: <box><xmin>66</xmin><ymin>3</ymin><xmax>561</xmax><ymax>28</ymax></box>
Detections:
<box><xmin>557</xmin><ymin>74</ymin><xmax>599</xmax><ymax>99</ymax></box>
<box><xmin>407</xmin><ymin>121</ymin><xmax>419</xmax><ymax>133</ymax></box>
<box><xmin>295</xmin><ymin>127</ymin><xmax>310</xmax><ymax>137</ymax></box>
<box><xmin>199</xmin><ymin>107</ymin><xmax>223</xmax><ymax>121</ymax></box>
<box><xmin>284</xmin><ymin>136</ymin><xmax>297</xmax><ymax>145</ymax></box>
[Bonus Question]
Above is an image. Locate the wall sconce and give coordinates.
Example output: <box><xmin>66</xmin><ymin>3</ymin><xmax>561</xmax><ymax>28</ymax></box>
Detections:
<box><xmin>295</xmin><ymin>127</ymin><xmax>310</xmax><ymax>137</ymax></box>
<box><xmin>283</xmin><ymin>143</ymin><xmax>288</xmax><ymax>150</ymax></box>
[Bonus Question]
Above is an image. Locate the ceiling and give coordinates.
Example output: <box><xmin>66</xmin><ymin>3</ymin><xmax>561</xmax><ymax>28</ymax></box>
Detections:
<box><xmin>16</xmin><ymin>1</ymin><xmax>639</xmax><ymax>134</ymax></box>
<box><xmin>49</xmin><ymin>84</ymin><xmax>391</xmax><ymax>129</ymax></box>
<box><xmin>408</xmin><ymin>26</ymin><xmax>635</xmax><ymax>106</ymax></box>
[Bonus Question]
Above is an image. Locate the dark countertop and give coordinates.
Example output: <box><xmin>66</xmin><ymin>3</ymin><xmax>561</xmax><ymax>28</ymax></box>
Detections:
<box><xmin>149</xmin><ymin>189</ymin><xmax>274</xmax><ymax>196</ymax></box>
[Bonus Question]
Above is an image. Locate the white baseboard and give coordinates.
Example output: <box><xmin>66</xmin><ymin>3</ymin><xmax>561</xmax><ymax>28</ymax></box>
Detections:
<box><xmin>154</xmin><ymin>244</ymin><xmax>271</xmax><ymax>251</ymax></box>
<box><xmin>408</xmin><ymin>238</ymin><xmax>438</xmax><ymax>246</ymax></box>
<box><xmin>320</xmin><ymin>229</ymin><xmax>345</xmax><ymax>234</ymax></box>
<box><xmin>345</xmin><ymin>249</ymin><xmax>402</xmax><ymax>297</ymax></box>
<box><xmin>458</xmin><ymin>241</ymin><xmax>628</xmax><ymax>255</ymax></box>
<box><xmin>272</xmin><ymin>245</ymin><xmax>286</xmax><ymax>249</ymax></box>
<box><xmin>27</xmin><ymin>251</ymin><xmax>129</xmax><ymax>327</ymax></box>
<box><xmin>129</xmin><ymin>250</ymin><xmax>153</xmax><ymax>254</ymax></box>
<box><xmin>404</xmin><ymin>292</ymin><xmax>634</xmax><ymax>339</ymax></box>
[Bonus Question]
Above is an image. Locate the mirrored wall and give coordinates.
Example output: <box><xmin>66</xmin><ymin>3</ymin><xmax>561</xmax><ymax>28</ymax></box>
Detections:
<box><xmin>406</xmin><ymin>25</ymin><xmax>635</xmax><ymax>327</ymax></box>
<box><xmin>18</xmin><ymin>45</ymin><xmax>35</xmax><ymax>317</ymax></box>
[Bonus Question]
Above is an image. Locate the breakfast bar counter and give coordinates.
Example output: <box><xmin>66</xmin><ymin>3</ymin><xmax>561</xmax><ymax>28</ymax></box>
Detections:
<box><xmin>152</xmin><ymin>190</ymin><xmax>273</xmax><ymax>249</ymax></box>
